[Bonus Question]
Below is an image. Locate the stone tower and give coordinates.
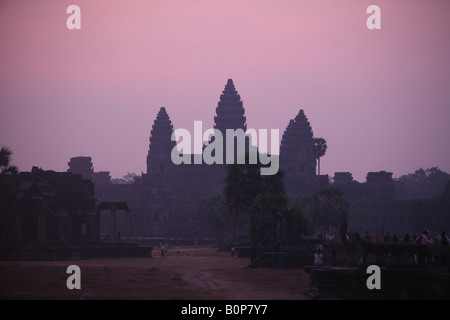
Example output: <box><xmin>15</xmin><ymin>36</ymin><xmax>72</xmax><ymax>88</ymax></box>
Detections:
<box><xmin>214</xmin><ymin>79</ymin><xmax>247</xmax><ymax>132</ymax></box>
<box><xmin>144</xmin><ymin>107</ymin><xmax>177</xmax><ymax>230</ymax></box>
<box><xmin>280</xmin><ymin>109</ymin><xmax>317</xmax><ymax>194</ymax></box>
<box><xmin>213</xmin><ymin>79</ymin><xmax>248</xmax><ymax>163</ymax></box>
<box><xmin>146</xmin><ymin>107</ymin><xmax>176</xmax><ymax>176</ymax></box>
<box><xmin>67</xmin><ymin>156</ymin><xmax>94</xmax><ymax>180</ymax></box>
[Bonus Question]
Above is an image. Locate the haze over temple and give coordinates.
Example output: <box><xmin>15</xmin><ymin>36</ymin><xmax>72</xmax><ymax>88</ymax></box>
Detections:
<box><xmin>1</xmin><ymin>79</ymin><xmax>449</xmax><ymax>247</ymax></box>
<box><xmin>2</xmin><ymin>1</ymin><xmax>450</xmax><ymax>302</ymax></box>
<box><xmin>74</xmin><ymin>79</ymin><xmax>327</xmax><ymax>237</ymax></box>
<box><xmin>143</xmin><ymin>79</ymin><xmax>324</xmax><ymax>199</ymax></box>
<box><xmin>1</xmin><ymin>77</ymin><xmax>450</xmax><ymax>302</ymax></box>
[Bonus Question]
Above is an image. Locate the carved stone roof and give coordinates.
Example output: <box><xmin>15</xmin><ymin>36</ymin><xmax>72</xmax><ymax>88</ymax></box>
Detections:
<box><xmin>213</xmin><ymin>79</ymin><xmax>247</xmax><ymax>133</ymax></box>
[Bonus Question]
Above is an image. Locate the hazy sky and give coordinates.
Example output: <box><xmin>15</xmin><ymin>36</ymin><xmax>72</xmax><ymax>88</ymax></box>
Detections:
<box><xmin>1</xmin><ymin>0</ymin><xmax>449</xmax><ymax>182</ymax></box>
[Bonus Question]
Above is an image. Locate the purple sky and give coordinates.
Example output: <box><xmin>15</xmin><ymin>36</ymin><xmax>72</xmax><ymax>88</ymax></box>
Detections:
<box><xmin>1</xmin><ymin>0</ymin><xmax>449</xmax><ymax>182</ymax></box>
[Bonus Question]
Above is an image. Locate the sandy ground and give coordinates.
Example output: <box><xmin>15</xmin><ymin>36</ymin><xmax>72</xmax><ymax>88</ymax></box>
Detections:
<box><xmin>0</xmin><ymin>246</ymin><xmax>313</xmax><ymax>300</ymax></box>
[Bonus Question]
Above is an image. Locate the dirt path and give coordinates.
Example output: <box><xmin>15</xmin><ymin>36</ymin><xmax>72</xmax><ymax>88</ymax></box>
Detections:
<box><xmin>0</xmin><ymin>246</ymin><xmax>312</xmax><ymax>300</ymax></box>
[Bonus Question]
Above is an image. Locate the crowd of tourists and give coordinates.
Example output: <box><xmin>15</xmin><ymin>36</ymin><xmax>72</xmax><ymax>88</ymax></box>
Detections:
<box><xmin>317</xmin><ymin>230</ymin><xmax>449</xmax><ymax>246</ymax></box>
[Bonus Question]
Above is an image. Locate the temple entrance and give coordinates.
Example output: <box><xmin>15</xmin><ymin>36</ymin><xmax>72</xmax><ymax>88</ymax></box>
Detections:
<box><xmin>97</xmin><ymin>202</ymin><xmax>131</xmax><ymax>242</ymax></box>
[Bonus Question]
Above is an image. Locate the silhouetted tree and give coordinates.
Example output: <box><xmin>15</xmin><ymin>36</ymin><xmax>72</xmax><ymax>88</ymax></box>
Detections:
<box><xmin>398</xmin><ymin>167</ymin><xmax>450</xmax><ymax>199</ymax></box>
<box><xmin>0</xmin><ymin>147</ymin><xmax>18</xmax><ymax>241</ymax></box>
<box><xmin>348</xmin><ymin>199</ymin><xmax>376</xmax><ymax>232</ymax></box>
<box><xmin>313</xmin><ymin>137</ymin><xmax>327</xmax><ymax>176</ymax></box>
<box><xmin>247</xmin><ymin>193</ymin><xmax>311</xmax><ymax>251</ymax></box>
<box><xmin>247</xmin><ymin>193</ymin><xmax>288</xmax><ymax>251</ymax></box>
<box><xmin>111</xmin><ymin>172</ymin><xmax>138</xmax><ymax>184</ymax></box>
<box><xmin>224</xmin><ymin>152</ymin><xmax>293</xmax><ymax>257</ymax></box>
<box><xmin>439</xmin><ymin>180</ymin><xmax>450</xmax><ymax>200</ymax></box>
<box><xmin>224</xmin><ymin>162</ymin><xmax>261</xmax><ymax>219</ymax></box>
<box><xmin>224</xmin><ymin>153</ymin><xmax>286</xmax><ymax>237</ymax></box>
<box><xmin>0</xmin><ymin>147</ymin><xmax>18</xmax><ymax>175</ymax></box>
<box><xmin>288</xmin><ymin>204</ymin><xmax>313</xmax><ymax>239</ymax></box>
<box><xmin>408</xmin><ymin>200</ymin><xmax>432</xmax><ymax>234</ymax></box>
<box><xmin>198</xmin><ymin>191</ymin><xmax>234</xmax><ymax>242</ymax></box>
<box><xmin>296</xmin><ymin>187</ymin><xmax>349</xmax><ymax>233</ymax></box>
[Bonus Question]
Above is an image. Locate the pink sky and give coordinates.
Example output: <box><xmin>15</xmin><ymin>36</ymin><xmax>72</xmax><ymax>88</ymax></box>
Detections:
<box><xmin>1</xmin><ymin>0</ymin><xmax>449</xmax><ymax>182</ymax></box>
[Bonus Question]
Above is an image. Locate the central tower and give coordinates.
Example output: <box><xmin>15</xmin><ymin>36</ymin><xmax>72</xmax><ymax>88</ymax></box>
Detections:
<box><xmin>213</xmin><ymin>79</ymin><xmax>248</xmax><ymax>163</ymax></box>
<box><xmin>213</xmin><ymin>79</ymin><xmax>247</xmax><ymax>133</ymax></box>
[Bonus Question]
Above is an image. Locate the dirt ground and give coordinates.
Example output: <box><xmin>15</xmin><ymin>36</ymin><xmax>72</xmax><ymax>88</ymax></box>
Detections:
<box><xmin>0</xmin><ymin>246</ymin><xmax>313</xmax><ymax>300</ymax></box>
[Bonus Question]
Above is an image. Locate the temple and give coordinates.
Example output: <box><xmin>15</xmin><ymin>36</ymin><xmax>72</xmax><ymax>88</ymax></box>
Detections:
<box><xmin>144</xmin><ymin>79</ymin><xmax>253</xmax><ymax>197</ymax></box>
<box><xmin>134</xmin><ymin>79</ymin><xmax>269</xmax><ymax>236</ymax></box>
<box><xmin>280</xmin><ymin>109</ymin><xmax>325</xmax><ymax>194</ymax></box>
<box><xmin>0</xmin><ymin>79</ymin><xmax>327</xmax><ymax>246</ymax></box>
<box><xmin>126</xmin><ymin>80</ymin><xmax>327</xmax><ymax>237</ymax></box>
<box><xmin>4</xmin><ymin>78</ymin><xmax>450</xmax><ymax>265</ymax></box>
<box><xmin>137</xmin><ymin>81</ymin><xmax>327</xmax><ymax>234</ymax></box>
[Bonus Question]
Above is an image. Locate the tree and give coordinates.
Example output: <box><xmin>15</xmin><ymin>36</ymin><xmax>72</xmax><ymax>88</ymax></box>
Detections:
<box><xmin>111</xmin><ymin>172</ymin><xmax>138</xmax><ymax>184</ymax></box>
<box><xmin>439</xmin><ymin>180</ymin><xmax>450</xmax><ymax>200</ymax></box>
<box><xmin>223</xmin><ymin>153</ymin><xmax>286</xmax><ymax>238</ymax></box>
<box><xmin>247</xmin><ymin>192</ymin><xmax>312</xmax><ymax>252</ymax></box>
<box><xmin>0</xmin><ymin>147</ymin><xmax>18</xmax><ymax>240</ymax></box>
<box><xmin>247</xmin><ymin>193</ymin><xmax>288</xmax><ymax>251</ymax></box>
<box><xmin>198</xmin><ymin>191</ymin><xmax>233</xmax><ymax>242</ymax></box>
<box><xmin>408</xmin><ymin>200</ymin><xmax>432</xmax><ymax>234</ymax></box>
<box><xmin>296</xmin><ymin>187</ymin><xmax>350</xmax><ymax>233</ymax></box>
<box><xmin>313</xmin><ymin>137</ymin><xmax>327</xmax><ymax>176</ymax></box>
<box><xmin>224</xmin><ymin>162</ymin><xmax>262</xmax><ymax>219</ymax></box>
<box><xmin>0</xmin><ymin>147</ymin><xmax>18</xmax><ymax>175</ymax></box>
<box><xmin>407</xmin><ymin>200</ymin><xmax>433</xmax><ymax>233</ymax></box>
<box><xmin>398</xmin><ymin>167</ymin><xmax>450</xmax><ymax>199</ymax></box>
<box><xmin>289</xmin><ymin>205</ymin><xmax>313</xmax><ymax>239</ymax></box>
<box><xmin>348</xmin><ymin>199</ymin><xmax>376</xmax><ymax>232</ymax></box>
<box><xmin>223</xmin><ymin>152</ymin><xmax>295</xmax><ymax>256</ymax></box>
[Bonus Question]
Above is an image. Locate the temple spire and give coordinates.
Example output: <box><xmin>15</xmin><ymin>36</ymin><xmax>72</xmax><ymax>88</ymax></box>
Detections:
<box><xmin>213</xmin><ymin>79</ymin><xmax>247</xmax><ymax>133</ymax></box>
<box><xmin>147</xmin><ymin>107</ymin><xmax>176</xmax><ymax>175</ymax></box>
<box><xmin>280</xmin><ymin>109</ymin><xmax>316</xmax><ymax>175</ymax></box>
<box><xmin>212</xmin><ymin>79</ymin><xmax>248</xmax><ymax>163</ymax></box>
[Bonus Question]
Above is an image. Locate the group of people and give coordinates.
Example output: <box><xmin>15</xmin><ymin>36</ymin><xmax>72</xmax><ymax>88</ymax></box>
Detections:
<box><xmin>159</xmin><ymin>242</ymin><xmax>182</xmax><ymax>258</ymax></box>
<box><xmin>374</xmin><ymin>230</ymin><xmax>449</xmax><ymax>246</ymax></box>
<box><xmin>338</xmin><ymin>230</ymin><xmax>450</xmax><ymax>247</ymax></box>
<box><xmin>414</xmin><ymin>230</ymin><xmax>449</xmax><ymax>246</ymax></box>
<box><xmin>312</xmin><ymin>229</ymin><xmax>450</xmax><ymax>266</ymax></box>
<box><xmin>318</xmin><ymin>229</ymin><xmax>449</xmax><ymax>247</ymax></box>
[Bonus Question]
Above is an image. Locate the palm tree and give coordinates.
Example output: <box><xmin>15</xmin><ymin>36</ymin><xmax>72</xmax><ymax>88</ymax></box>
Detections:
<box><xmin>314</xmin><ymin>138</ymin><xmax>327</xmax><ymax>177</ymax></box>
<box><xmin>0</xmin><ymin>147</ymin><xmax>18</xmax><ymax>175</ymax></box>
